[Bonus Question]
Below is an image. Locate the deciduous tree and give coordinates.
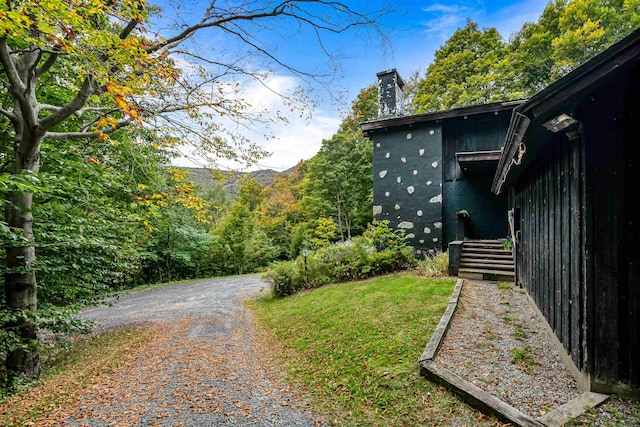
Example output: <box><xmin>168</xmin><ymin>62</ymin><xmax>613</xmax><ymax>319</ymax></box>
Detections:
<box><xmin>301</xmin><ymin>132</ymin><xmax>372</xmax><ymax>241</ymax></box>
<box><xmin>413</xmin><ymin>19</ymin><xmax>521</xmax><ymax>112</ymax></box>
<box><xmin>0</xmin><ymin>0</ymin><xmax>385</xmax><ymax>379</ymax></box>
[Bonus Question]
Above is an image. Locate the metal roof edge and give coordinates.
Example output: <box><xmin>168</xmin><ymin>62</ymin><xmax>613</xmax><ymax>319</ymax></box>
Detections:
<box><xmin>360</xmin><ymin>99</ymin><xmax>526</xmax><ymax>135</ymax></box>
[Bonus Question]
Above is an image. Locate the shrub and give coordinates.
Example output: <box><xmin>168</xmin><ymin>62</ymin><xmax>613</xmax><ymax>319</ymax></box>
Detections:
<box><xmin>262</xmin><ymin>220</ymin><xmax>417</xmax><ymax>298</ymax></box>
<box><xmin>265</xmin><ymin>260</ymin><xmax>302</xmax><ymax>299</ymax></box>
<box><xmin>415</xmin><ymin>251</ymin><xmax>449</xmax><ymax>277</ymax></box>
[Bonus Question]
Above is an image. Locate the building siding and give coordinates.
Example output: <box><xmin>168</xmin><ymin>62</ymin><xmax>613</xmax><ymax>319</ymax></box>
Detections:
<box><xmin>508</xmin><ymin>61</ymin><xmax>640</xmax><ymax>390</ymax></box>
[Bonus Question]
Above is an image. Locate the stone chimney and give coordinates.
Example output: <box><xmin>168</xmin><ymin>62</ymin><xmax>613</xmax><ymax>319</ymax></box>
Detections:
<box><xmin>377</xmin><ymin>69</ymin><xmax>405</xmax><ymax>119</ymax></box>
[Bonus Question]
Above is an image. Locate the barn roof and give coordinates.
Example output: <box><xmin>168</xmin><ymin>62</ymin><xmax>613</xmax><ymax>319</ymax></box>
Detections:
<box><xmin>360</xmin><ymin>100</ymin><xmax>524</xmax><ymax>138</ymax></box>
<box><xmin>492</xmin><ymin>27</ymin><xmax>640</xmax><ymax>195</ymax></box>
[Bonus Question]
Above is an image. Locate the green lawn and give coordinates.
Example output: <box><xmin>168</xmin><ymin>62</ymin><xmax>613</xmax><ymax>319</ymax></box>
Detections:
<box><xmin>249</xmin><ymin>271</ymin><xmax>498</xmax><ymax>426</ymax></box>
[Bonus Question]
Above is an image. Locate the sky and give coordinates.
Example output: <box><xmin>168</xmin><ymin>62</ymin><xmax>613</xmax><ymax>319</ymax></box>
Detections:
<box><xmin>156</xmin><ymin>0</ymin><xmax>549</xmax><ymax>172</ymax></box>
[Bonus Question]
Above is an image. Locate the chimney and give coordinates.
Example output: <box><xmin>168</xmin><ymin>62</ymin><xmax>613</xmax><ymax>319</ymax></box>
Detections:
<box><xmin>377</xmin><ymin>69</ymin><xmax>405</xmax><ymax>119</ymax></box>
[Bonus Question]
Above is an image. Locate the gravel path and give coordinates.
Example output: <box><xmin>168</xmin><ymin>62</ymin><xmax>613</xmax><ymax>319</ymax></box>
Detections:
<box><xmin>434</xmin><ymin>280</ymin><xmax>639</xmax><ymax>425</ymax></box>
<box><xmin>58</xmin><ymin>275</ymin><xmax>326</xmax><ymax>427</ymax></box>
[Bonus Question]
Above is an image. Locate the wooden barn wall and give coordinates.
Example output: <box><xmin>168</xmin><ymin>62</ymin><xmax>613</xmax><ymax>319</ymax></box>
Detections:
<box><xmin>579</xmin><ymin>71</ymin><xmax>640</xmax><ymax>389</ymax></box>
<box><xmin>511</xmin><ymin>63</ymin><xmax>639</xmax><ymax>389</ymax></box>
<box><xmin>442</xmin><ymin>111</ymin><xmax>511</xmax><ymax>244</ymax></box>
<box><xmin>512</xmin><ymin>133</ymin><xmax>586</xmax><ymax>372</ymax></box>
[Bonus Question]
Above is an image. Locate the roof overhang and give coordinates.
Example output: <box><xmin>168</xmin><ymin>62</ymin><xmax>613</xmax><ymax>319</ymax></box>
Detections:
<box><xmin>360</xmin><ymin>100</ymin><xmax>525</xmax><ymax>138</ymax></box>
<box><xmin>456</xmin><ymin>150</ymin><xmax>502</xmax><ymax>176</ymax></box>
<box><xmin>492</xmin><ymin>28</ymin><xmax>640</xmax><ymax>195</ymax></box>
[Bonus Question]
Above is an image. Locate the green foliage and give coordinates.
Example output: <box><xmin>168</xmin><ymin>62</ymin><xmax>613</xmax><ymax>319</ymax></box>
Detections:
<box><xmin>552</xmin><ymin>0</ymin><xmax>638</xmax><ymax>71</ymax></box>
<box><xmin>510</xmin><ymin>0</ymin><xmax>640</xmax><ymax>95</ymax></box>
<box><xmin>141</xmin><ymin>205</ymin><xmax>215</xmax><ymax>283</ymax></box>
<box><xmin>0</xmin><ymin>171</ymin><xmax>46</xmax><ymax>242</ymax></box>
<box><xmin>208</xmin><ymin>179</ymin><xmax>279</xmax><ymax>276</ymax></box>
<box><xmin>0</xmin><ymin>306</ymin><xmax>93</xmax><ymax>371</ymax></box>
<box><xmin>301</xmin><ymin>132</ymin><xmax>372</xmax><ymax>241</ymax></box>
<box><xmin>509</xmin><ymin>345</ymin><xmax>538</xmax><ymax>374</ymax></box>
<box><xmin>263</xmin><ymin>220</ymin><xmax>416</xmax><ymax>298</ymax></box>
<box><xmin>338</xmin><ymin>84</ymin><xmax>378</xmax><ymax>134</ymax></box>
<box><xmin>510</xmin><ymin>0</ymin><xmax>640</xmax><ymax>96</ymax></box>
<box><xmin>413</xmin><ymin>4</ymin><xmax>640</xmax><ymax>111</ymax></box>
<box><xmin>309</xmin><ymin>217</ymin><xmax>338</xmax><ymax>249</ymax></box>
<box><xmin>289</xmin><ymin>217</ymin><xmax>338</xmax><ymax>255</ymax></box>
<box><xmin>413</xmin><ymin>19</ymin><xmax>522</xmax><ymax>112</ymax></box>
<box><xmin>29</xmin><ymin>131</ymin><xmax>166</xmax><ymax>304</ymax></box>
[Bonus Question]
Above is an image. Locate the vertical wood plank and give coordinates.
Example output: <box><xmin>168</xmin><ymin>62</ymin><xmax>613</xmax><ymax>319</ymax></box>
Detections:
<box><xmin>570</xmin><ymin>137</ymin><xmax>582</xmax><ymax>369</ymax></box>
<box><xmin>561</xmin><ymin>138</ymin><xmax>571</xmax><ymax>353</ymax></box>
<box><xmin>554</xmin><ymin>141</ymin><xmax>562</xmax><ymax>342</ymax></box>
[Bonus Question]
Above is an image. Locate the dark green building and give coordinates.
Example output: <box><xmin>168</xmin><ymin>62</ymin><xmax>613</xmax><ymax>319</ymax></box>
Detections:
<box><xmin>361</xmin><ymin>69</ymin><xmax>520</xmax><ymax>256</ymax></box>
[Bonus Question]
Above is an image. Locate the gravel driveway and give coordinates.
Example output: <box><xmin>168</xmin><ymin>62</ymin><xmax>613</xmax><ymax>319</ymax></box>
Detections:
<box><xmin>59</xmin><ymin>275</ymin><xmax>326</xmax><ymax>427</ymax></box>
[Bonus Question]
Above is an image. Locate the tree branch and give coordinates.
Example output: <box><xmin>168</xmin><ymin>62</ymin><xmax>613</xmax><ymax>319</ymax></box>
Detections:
<box><xmin>35</xmin><ymin>51</ymin><xmax>59</xmax><ymax>79</ymax></box>
<box><xmin>39</xmin><ymin>77</ymin><xmax>96</xmax><ymax>131</ymax></box>
<box><xmin>74</xmin><ymin>106</ymin><xmax>117</xmax><ymax>116</ymax></box>
<box><xmin>0</xmin><ymin>38</ymin><xmax>26</xmax><ymax>95</ymax></box>
<box><xmin>0</xmin><ymin>106</ymin><xmax>17</xmax><ymax>122</ymax></box>
<box><xmin>44</xmin><ymin>119</ymin><xmax>130</xmax><ymax>140</ymax></box>
<box><xmin>119</xmin><ymin>19</ymin><xmax>139</xmax><ymax>40</ymax></box>
<box><xmin>146</xmin><ymin>1</ymin><xmax>292</xmax><ymax>54</ymax></box>
<box><xmin>119</xmin><ymin>0</ymin><xmax>145</xmax><ymax>40</ymax></box>
<box><xmin>221</xmin><ymin>26</ymin><xmax>320</xmax><ymax>79</ymax></box>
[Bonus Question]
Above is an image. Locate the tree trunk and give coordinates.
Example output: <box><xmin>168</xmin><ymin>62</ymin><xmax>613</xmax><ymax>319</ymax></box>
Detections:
<box><xmin>336</xmin><ymin>194</ymin><xmax>344</xmax><ymax>242</ymax></box>
<box><xmin>4</xmin><ymin>135</ymin><xmax>42</xmax><ymax>380</ymax></box>
<box><xmin>165</xmin><ymin>254</ymin><xmax>172</xmax><ymax>283</ymax></box>
<box><xmin>165</xmin><ymin>225</ymin><xmax>172</xmax><ymax>282</ymax></box>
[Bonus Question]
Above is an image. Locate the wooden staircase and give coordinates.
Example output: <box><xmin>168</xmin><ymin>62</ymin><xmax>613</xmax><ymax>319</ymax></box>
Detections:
<box><xmin>458</xmin><ymin>240</ymin><xmax>514</xmax><ymax>282</ymax></box>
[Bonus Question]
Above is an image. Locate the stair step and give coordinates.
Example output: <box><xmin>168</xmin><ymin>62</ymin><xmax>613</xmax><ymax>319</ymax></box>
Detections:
<box><xmin>462</xmin><ymin>241</ymin><xmax>503</xmax><ymax>249</ymax></box>
<box><xmin>461</xmin><ymin>257</ymin><xmax>514</xmax><ymax>265</ymax></box>
<box><xmin>456</xmin><ymin>240</ymin><xmax>514</xmax><ymax>282</ymax></box>
<box><xmin>460</xmin><ymin>254</ymin><xmax>513</xmax><ymax>264</ymax></box>
<box><xmin>460</xmin><ymin>262</ymin><xmax>514</xmax><ymax>270</ymax></box>
<box><xmin>462</xmin><ymin>247</ymin><xmax>511</xmax><ymax>254</ymax></box>
<box><xmin>459</xmin><ymin>268</ymin><xmax>515</xmax><ymax>281</ymax></box>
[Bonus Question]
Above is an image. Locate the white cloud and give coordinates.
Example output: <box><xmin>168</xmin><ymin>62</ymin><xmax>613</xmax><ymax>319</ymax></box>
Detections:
<box><xmin>417</xmin><ymin>0</ymin><xmax>546</xmax><ymax>43</ymax></box>
<box><xmin>256</xmin><ymin>112</ymin><xmax>340</xmax><ymax>170</ymax></box>
<box><xmin>422</xmin><ymin>4</ymin><xmax>467</xmax><ymax>14</ymax></box>
<box><xmin>171</xmin><ymin>73</ymin><xmax>341</xmax><ymax>172</ymax></box>
<box><xmin>419</xmin><ymin>2</ymin><xmax>475</xmax><ymax>38</ymax></box>
<box><xmin>421</xmin><ymin>14</ymin><xmax>467</xmax><ymax>35</ymax></box>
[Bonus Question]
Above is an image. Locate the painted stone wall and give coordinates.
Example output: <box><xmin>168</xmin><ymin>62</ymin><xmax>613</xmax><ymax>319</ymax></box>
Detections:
<box><xmin>372</xmin><ymin>124</ymin><xmax>443</xmax><ymax>256</ymax></box>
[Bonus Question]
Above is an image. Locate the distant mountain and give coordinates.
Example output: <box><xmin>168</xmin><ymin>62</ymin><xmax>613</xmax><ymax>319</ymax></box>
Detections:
<box><xmin>179</xmin><ymin>167</ymin><xmax>282</xmax><ymax>196</ymax></box>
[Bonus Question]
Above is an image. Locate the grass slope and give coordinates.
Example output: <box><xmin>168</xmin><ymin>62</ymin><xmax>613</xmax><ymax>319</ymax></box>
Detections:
<box><xmin>249</xmin><ymin>272</ymin><xmax>499</xmax><ymax>426</ymax></box>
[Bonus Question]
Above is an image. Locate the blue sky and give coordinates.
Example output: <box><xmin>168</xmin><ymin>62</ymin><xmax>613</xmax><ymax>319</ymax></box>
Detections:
<box><xmin>157</xmin><ymin>0</ymin><xmax>549</xmax><ymax>171</ymax></box>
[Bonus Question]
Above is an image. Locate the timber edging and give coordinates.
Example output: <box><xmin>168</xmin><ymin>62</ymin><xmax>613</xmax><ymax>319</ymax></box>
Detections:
<box><xmin>417</xmin><ymin>279</ymin><xmax>549</xmax><ymax>426</ymax></box>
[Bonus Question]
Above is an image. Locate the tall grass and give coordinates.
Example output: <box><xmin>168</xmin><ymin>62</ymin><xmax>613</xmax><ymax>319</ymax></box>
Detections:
<box><xmin>415</xmin><ymin>251</ymin><xmax>449</xmax><ymax>277</ymax></box>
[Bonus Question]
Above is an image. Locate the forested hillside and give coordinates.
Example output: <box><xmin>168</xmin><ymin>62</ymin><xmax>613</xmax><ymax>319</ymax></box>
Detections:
<box><xmin>183</xmin><ymin>168</ymin><xmax>282</xmax><ymax>197</ymax></box>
